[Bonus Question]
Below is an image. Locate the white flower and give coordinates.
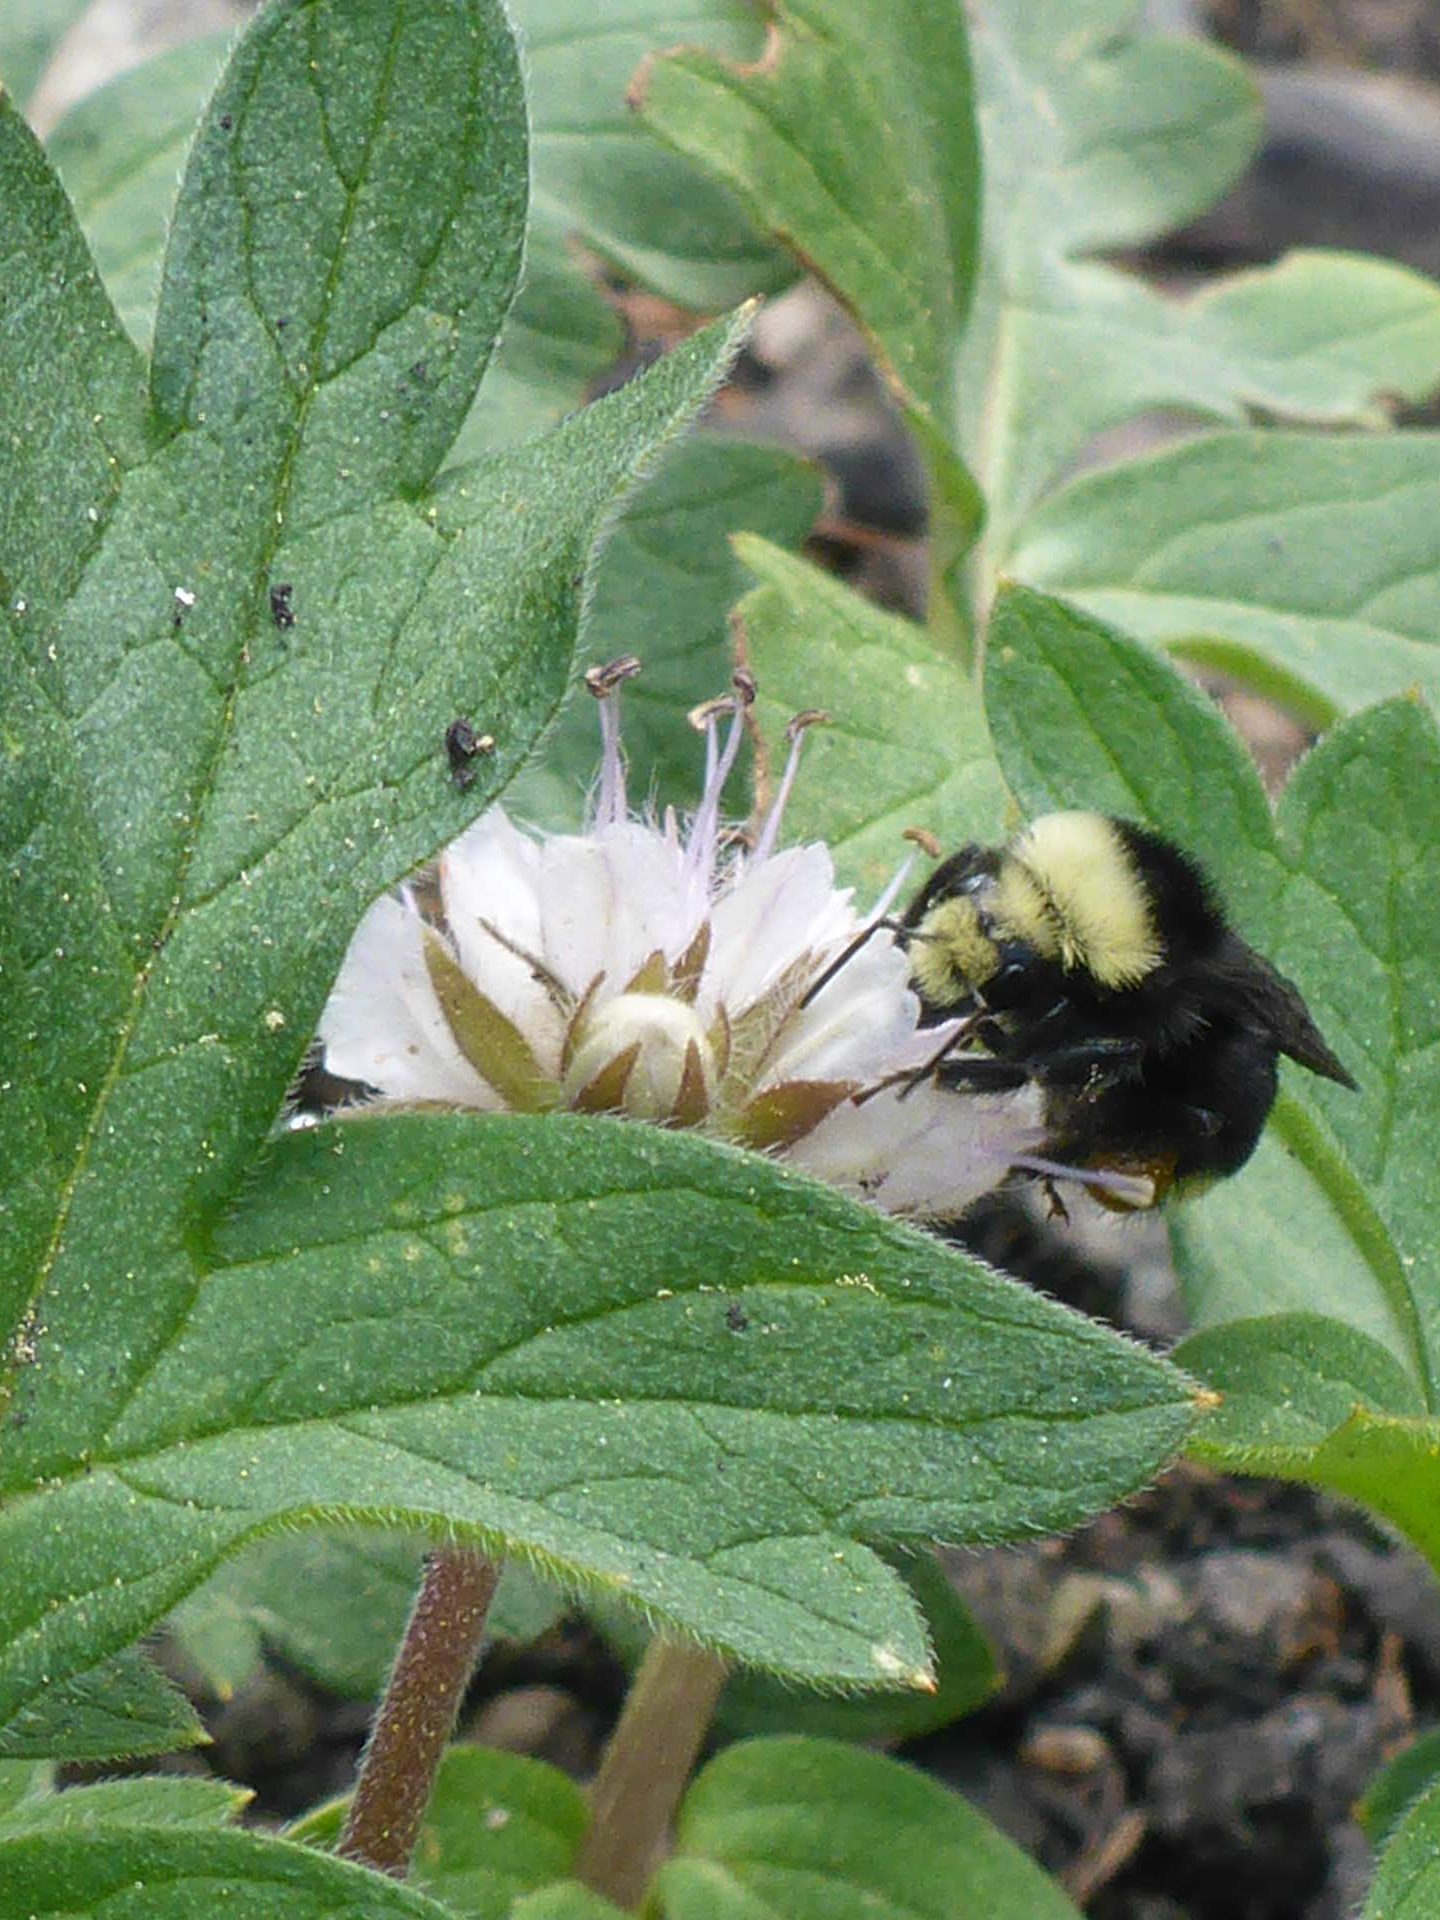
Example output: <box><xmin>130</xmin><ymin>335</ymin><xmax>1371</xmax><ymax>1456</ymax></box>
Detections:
<box><xmin>319</xmin><ymin>660</ymin><xmax>1045</xmax><ymax>1220</ymax></box>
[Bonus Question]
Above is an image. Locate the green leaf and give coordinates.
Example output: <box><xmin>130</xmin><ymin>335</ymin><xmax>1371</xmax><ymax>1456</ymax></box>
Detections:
<box><xmin>1010</xmin><ymin>431</ymin><xmax>1440</xmax><ymax>721</ymax></box>
<box><xmin>295</xmin><ymin>1747</ymin><xmax>590</xmax><ymax>1918</ymax></box>
<box><xmin>984</xmin><ymin>583</ymin><xmax>1282</xmax><ymax>930</ymax></box>
<box><xmin>736</xmin><ymin>539</ymin><xmax>1007</xmax><ymax>897</ymax></box>
<box><xmin>596</xmin><ymin>1546</ymin><xmax>996</xmax><ymax>1747</ymax></box>
<box><xmin>715</xmin><ymin>1548</ymin><xmax>996</xmax><ymax>1744</ymax></box>
<box><xmin>460</xmin><ymin>0</ymin><xmax>794</xmax><ymax>454</ymax></box>
<box><xmin>46</xmin><ymin>38</ymin><xmax>231</xmax><ymax>355</ymax></box>
<box><xmin>0</xmin><ymin>1114</ymin><xmax>1196</xmax><ymax>1747</ymax></box>
<box><xmin>510</xmin><ymin>440</ymin><xmax>823</xmax><ymax>830</ymax></box>
<box><xmin>1360</xmin><ymin>1729</ymin><xmax>1440</xmax><ymax>1852</ymax></box>
<box><xmin>0</xmin><ymin>1771</ymin><xmax>247</xmax><ymax>1836</ymax></box>
<box><xmin>3</xmin><ymin>188</ymin><xmax>747</xmax><ymax>1453</ymax></box>
<box><xmin>1177</xmin><ymin>1321</ymin><xmax>1440</xmax><ymax>1565</ymax></box>
<box><xmin>518</xmin><ymin>1</ymin><xmax>787</xmax><ymax>311</ymax></box>
<box><xmin>1365</xmin><ymin>1776</ymin><xmax>1440</xmax><ymax>1919</ymax></box>
<box><xmin>635</xmin><ymin>0</ymin><xmax>985</xmax><ymax>560</ymax></box>
<box><xmin>514</xmin><ymin>1889</ymin><xmax>628</xmax><ymax>1920</ymax></box>
<box><xmin>168</xmin><ymin>1529</ymin><xmax>562</xmax><ymax>1701</ymax></box>
<box><xmin>962</xmin><ymin>6</ymin><xmax>1243</xmax><ymax>558</ymax></box>
<box><xmin>148</xmin><ymin>0</ymin><xmax>528</xmax><ymax>512</ymax></box>
<box><xmin>656</xmin><ymin>1736</ymin><xmax>1083</xmax><ymax>1918</ymax></box>
<box><xmin>1170</xmin><ymin>700</ymin><xmax>1440</xmax><ymax>1559</ymax></box>
<box><xmin>0</xmin><ymin>1652</ymin><xmax>202</xmax><ymax>1763</ymax></box>
<box><xmin>0</xmin><ymin>1760</ymin><xmax>50</xmax><ymax>1824</ymax></box>
<box><xmin>2</xmin><ymin>0</ymin><xmax>754</xmax><ymax>1762</ymax></box>
<box><xmin>0</xmin><ymin>0</ymin><xmax>92</xmax><ymax>109</ymax></box>
<box><xmin>963</xmin><ymin>9</ymin><xmax>1440</xmax><ymax>591</ymax></box>
<box><xmin>1196</xmin><ymin>699</ymin><xmax>1439</xmax><ymax>1360</ymax></box>
<box><xmin>0</xmin><ymin>1828</ymin><xmax>455</xmax><ymax>1919</ymax></box>
<box><xmin>52</xmin><ymin>8</ymin><xmax>791</xmax><ymax>456</ymax></box>
<box><xmin>1178</xmin><ymin>1315</ymin><xmax>1422</xmax><ymax>1459</ymax></box>
<box><xmin>984</xmin><ymin>591</ymin><xmax>1440</xmax><ymax>1566</ymax></box>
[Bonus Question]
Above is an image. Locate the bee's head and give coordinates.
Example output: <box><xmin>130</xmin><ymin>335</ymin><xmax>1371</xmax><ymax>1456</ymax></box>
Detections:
<box><xmin>904</xmin><ymin>812</ymin><xmax>1179</xmax><ymax>1011</ymax></box>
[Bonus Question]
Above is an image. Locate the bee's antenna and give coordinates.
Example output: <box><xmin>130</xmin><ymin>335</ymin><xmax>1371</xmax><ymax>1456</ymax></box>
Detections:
<box><xmin>801</xmin><ymin>918</ymin><xmax>907</xmax><ymax>1009</ymax></box>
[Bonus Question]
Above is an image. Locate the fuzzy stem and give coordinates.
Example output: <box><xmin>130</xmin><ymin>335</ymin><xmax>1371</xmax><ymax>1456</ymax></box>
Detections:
<box><xmin>337</xmin><ymin>1545</ymin><xmax>500</xmax><ymax>1877</ymax></box>
<box><xmin>576</xmin><ymin>1637</ymin><xmax>729</xmax><ymax>1909</ymax></box>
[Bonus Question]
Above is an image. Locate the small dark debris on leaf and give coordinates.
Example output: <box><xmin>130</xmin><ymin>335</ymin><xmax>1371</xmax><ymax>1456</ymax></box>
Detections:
<box><xmin>447</xmin><ymin>717</ymin><xmax>496</xmax><ymax>791</ymax></box>
<box><xmin>270</xmin><ymin>583</ymin><xmax>295</xmax><ymax>630</ymax></box>
<box><xmin>218</xmin><ymin>113</ymin><xmax>233</xmax><ymax>131</ymax></box>
<box><xmin>725</xmin><ymin>1302</ymin><xmax>749</xmax><ymax>1333</ymax></box>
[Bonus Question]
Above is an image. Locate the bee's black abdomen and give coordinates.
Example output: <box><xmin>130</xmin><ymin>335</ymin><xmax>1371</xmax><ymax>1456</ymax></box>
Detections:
<box><xmin>1047</xmin><ymin>1017</ymin><xmax>1281</xmax><ymax>1182</ymax></box>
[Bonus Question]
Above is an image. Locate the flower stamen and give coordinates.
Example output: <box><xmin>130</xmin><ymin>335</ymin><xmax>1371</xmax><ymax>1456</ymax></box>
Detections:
<box><xmin>586</xmin><ymin>654</ymin><xmax>641</xmax><ymax>829</ymax></box>
<box><xmin>753</xmin><ymin>708</ymin><xmax>829</xmax><ymax>864</ymax></box>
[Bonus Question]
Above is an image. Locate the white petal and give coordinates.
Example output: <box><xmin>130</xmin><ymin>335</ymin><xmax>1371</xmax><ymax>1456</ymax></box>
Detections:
<box><xmin>706</xmin><ymin>845</ymin><xmax>856</xmax><ymax>1013</ymax></box>
<box><xmin>788</xmin><ymin>1080</ymin><xmax>1045</xmax><ymax>1220</ymax></box>
<box><xmin>440</xmin><ymin>810</ymin><xmax>565</xmax><ymax>1062</ymax></box>
<box><xmin>760</xmin><ymin>938</ymin><xmax>917</xmax><ymax>1086</ymax></box>
<box><xmin>320</xmin><ymin>896</ymin><xmax>498</xmax><ymax>1107</ymax></box>
<box><xmin>537</xmin><ymin>823</ymin><xmax>695</xmax><ymax>996</ymax></box>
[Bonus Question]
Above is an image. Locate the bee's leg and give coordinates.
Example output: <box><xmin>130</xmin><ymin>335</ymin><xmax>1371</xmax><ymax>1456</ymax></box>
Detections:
<box><xmin>1010</xmin><ymin>1152</ymin><xmax>1162</xmax><ymax>1212</ymax></box>
<box><xmin>932</xmin><ymin>1055</ymin><xmax>1034</xmax><ymax>1092</ymax></box>
<box><xmin>1040</xmin><ymin>1177</ymin><xmax>1071</xmax><ymax>1225</ymax></box>
<box><xmin>1023</xmin><ymin>1036</ymin><xmax>1145</xmax><ymax>1088</ymax></box>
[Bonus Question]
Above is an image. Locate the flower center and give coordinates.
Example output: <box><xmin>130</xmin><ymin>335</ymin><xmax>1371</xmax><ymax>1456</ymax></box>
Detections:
<box><xmin>562</xmin><ymin>992</ymin><xmax>716</xmax><ymax>1126</ymax></box>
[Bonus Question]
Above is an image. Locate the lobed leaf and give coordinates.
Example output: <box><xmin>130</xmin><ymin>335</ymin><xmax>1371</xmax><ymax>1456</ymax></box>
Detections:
<box><xmin>655</xmin><ymin>1735</ymin><xmax>1083</xmax><ymax>1918</ymax></box>
<box><xmin>1011</xmin><ymin>431</ymin><xmax>1440</xmax><ymax>720</ymax></box>
<box><xmin>962</xmin><ymin>6</ymin><xmax>1440</xmax><ymax>617</ymax></box>
<box><xmin>1</xmin><ymin>0</ymin><xmax>755</xmax><ymax>1762</ymax></box>
<box><xmin>984</xmin><ymin>591</ymin><xmax>1440</xmax><ymax>1567</ymax></box>
<box><xmin>0</xmin><ymin>1114</ymin><xmax>1196</xmax><ymax>1747</ymax></box>
<box><xmin>1243</xmin><ymin>700</ymin><xmax>1438</xmax><ymax>1372</ymax></box>
<box><xmin>959</xmin><ymin>0</ymin><xmax>1254</xmax><ymax>578</ymax></box>
<box><xmin>635</xmin><ymin>0</ymin><xmax>985</xmax><ymax>559</ymax></box>
<box><xmin>49</xmin><ymin>5</ymin><xmax>791</xmax><ymax>455</ymax></box>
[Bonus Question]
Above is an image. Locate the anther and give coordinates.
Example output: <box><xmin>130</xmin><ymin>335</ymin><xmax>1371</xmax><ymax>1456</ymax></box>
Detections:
<box><xmin>903</xmin><ymin>826</ymin><xmax>942</xmax><ymax>859</ymax></box>
<box><xmin>585</xmin><ymin>655</ymin><xmax>642</xmax><ymax>698</ymax></box>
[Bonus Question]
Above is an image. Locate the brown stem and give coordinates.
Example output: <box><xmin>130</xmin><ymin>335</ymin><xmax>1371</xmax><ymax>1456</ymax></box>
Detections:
<box><xmin>337</xmin><ymin>1544</ymin><xmax>500</xmax><ymax>1878</ymax></box>
<box><xmin>576</xmin><ymin>1637</ymin><xmax>729</xmax><ymax>1910</ymax></box>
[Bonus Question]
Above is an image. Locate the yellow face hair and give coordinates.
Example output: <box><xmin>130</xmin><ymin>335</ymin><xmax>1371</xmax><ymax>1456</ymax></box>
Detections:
<box><xmin>993</xmin><ymin>813</ymin><xmax>1162</xmax><ymax>989</ymax></box>
<box><xmin>910</xmin><ymin>896</ymin><xmax>1001</xmax><ymax>1006</ymax></box>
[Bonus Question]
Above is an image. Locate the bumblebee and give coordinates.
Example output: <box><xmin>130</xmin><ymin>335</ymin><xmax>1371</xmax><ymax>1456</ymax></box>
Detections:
<box><xmin>899</xmin><ymin>812</ymin><xmax>1355</xmax><ymax>1207</ymax></box>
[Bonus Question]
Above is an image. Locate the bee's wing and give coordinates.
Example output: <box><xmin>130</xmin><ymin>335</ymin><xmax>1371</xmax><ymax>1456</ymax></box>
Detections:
<box><xmin>1220</xmin><ymin>939</ymin><xmax>1357</xmax><ymax>1089</ymax></box>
